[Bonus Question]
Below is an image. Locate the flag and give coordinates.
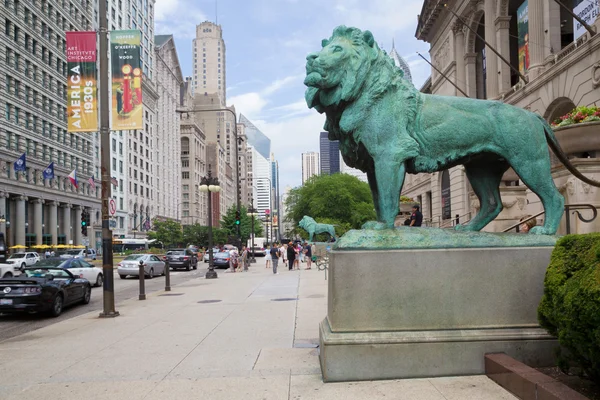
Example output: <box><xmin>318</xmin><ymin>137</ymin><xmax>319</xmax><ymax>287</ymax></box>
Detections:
<box><xmin>111</xmin><ymin>177</ymin><xmax>119</xmax><ymax>186</ymax></box>
<box><xmin>13</xmin><ymin>153</ymin><xmax>26</xmax><ymax>172</ymax></box>
<box><xmin>68</xmin><ymin>169</ymin><xmax>78</xmax><ymax>188</ymax></box>
<box><xmin>88</xmin><ymin>175</ymin><xmax>96</xmax><ymax>190</ymax></box>
<box><xmin>43</xmin><ymin>162</ymin><xmax>55</xmax><ymax>179</ymax></box>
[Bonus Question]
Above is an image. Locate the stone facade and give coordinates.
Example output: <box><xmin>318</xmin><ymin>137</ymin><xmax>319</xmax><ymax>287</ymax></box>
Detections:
<box><xmin>410</xmin><ymin>0</ymin><xmax>600</xmax><ymax>234</ymax></box>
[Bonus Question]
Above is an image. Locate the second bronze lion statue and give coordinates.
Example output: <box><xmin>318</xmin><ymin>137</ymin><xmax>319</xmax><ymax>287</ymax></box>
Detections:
<box><xmin>304</xmin><ymin>25</ymin><xmax>600</xmax><ymax>235</ymax></box>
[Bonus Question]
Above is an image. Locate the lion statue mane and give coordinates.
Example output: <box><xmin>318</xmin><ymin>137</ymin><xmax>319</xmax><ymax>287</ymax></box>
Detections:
<box><xmin>304</xmin><ymin>25</ymin><xmax>600</xmax><ymax>235</ymax></box>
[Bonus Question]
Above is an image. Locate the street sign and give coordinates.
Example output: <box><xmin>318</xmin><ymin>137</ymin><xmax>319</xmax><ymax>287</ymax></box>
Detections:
<box><xmin>109</xmin><ymin>198</ymin><xmax>116</xmax><ymax>216</ymax></box>
<box><xmin>82</xmin><ymin>238</ymin><xmax>90</xmax><ymax>246</ymax></box>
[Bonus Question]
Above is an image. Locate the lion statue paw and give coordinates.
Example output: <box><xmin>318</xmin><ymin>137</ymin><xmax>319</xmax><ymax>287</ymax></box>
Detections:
<box><xmin>528</xmin><ymin>226</ymin><xmax>553</xmax><ymax>235</ymax></box>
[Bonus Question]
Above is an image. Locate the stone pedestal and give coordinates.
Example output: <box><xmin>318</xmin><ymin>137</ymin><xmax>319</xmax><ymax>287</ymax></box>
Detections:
<box><xmin>320</xmin><ymin>232</ymin><xmax>558</xmax><ymax>382</ymax></box>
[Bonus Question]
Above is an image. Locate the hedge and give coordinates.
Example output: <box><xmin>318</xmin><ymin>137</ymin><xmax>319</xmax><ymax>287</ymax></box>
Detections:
<box><xmin>538</xmin><ymin>233</ymin><xmax>600</xmax><ymax>382</ymax></box>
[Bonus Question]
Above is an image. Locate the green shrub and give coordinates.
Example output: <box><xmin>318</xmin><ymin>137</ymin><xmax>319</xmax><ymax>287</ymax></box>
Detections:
<box><xmin>538</xmin><ymin>233</ymin><xmax>600</xmax><ymax>382</ymax></box>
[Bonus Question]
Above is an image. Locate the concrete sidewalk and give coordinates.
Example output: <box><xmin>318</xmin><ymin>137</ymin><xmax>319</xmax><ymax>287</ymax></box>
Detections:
<box><xmin>0</xmin><ymin>259</ymin><xmax>517</xmax><ymax>399</ymax></box>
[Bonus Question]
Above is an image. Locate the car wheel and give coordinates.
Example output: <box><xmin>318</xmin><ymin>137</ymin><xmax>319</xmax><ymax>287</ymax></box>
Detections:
<box><xmin>193</xmin><ymin>262</ymin><xmax>197</xmax><ymax>270</ymax></box>
<box><xmin>95</xmin><ymin>274</ymin><xmax>103</xmax><ymax>287</ymax></box>
<box><xmin>49</xmin><ymin>294</ymin><xmax>63</xmax><ymax>317</ymax></box>
<box><xmin>147</xmin><ymin>268</ymin><xmax>154</xmax><ymax>279</ymax></box>
<box><xmin>161</xmin><ymin>268</ymin><xmax>165</xmax><ymax>276</ymax></box>
<box><xmin>2</xmin><ymin>272</ymin><xmax>12</xmax><ymax>278</ymax></box>
<box><xmin>20</xmin><ymin>263</ymin><xmax>26</xmax><ymax>270</ymax></box>
<box><xmin>186</xmin><ymin>264</ymin><xmax>190</xmax><ymax>271</ymax></box>
<box><xmin>119</xmin><ymin>274</ymin><xmax>127</xmax><ymax>279</ymax></box>
<box><xmin>81</xmin><ymin>285</ymin><xmax>91</xmax><ymax>304</ymax></box>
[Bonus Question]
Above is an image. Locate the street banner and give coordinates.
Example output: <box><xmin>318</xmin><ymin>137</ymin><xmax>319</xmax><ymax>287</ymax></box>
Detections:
<box><xmin>13</xmin><ymin>153</ymin><xmax>26</xmax><ymax>172</ymax></box>
<box><xmin>66</xmin><ymin>31</ymin><xmax>98</xmax><ymax>132</ymax></box>
<box><xmin>517</xmin><ymin>1</ymin><xmax>529</xmax><ymax>75</ymax></box>
<box><xmin>574</xmin><ymin>0</ymin><xmax>599</xmax><ymax>40</ymax></box>
<box><xmin>43</xmin><ymin>162</ymin><xmax>55</xmax><ymax>179</ymax></box>
<box><xmin>110</xmin><ymin>30</ymin><xmax>142</xmax><ymax>130</ymax></box>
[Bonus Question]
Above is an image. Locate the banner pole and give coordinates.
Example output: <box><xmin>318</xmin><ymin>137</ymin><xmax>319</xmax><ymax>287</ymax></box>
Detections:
<box><xmin>98</xmin><ymin>0</ymin><xmax>119</xmax><ymax>318</ymax></box>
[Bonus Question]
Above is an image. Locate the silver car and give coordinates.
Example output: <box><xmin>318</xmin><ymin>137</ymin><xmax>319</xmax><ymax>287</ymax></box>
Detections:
<box><xmin>117</xmin><ymin>254</ymin><xmax>165</xmax><ymax>279</ymax></box>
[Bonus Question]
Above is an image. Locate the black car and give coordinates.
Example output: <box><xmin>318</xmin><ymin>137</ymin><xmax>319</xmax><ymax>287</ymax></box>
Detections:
<box><xmin>165</xmin><ymin>249</ymin><xmax>197</xmax><ymax>271</ymax></box>
<box><xmin>0</xmin><ymin>267</ymin><xmax>91</xmax><ymax>317</ymax></box>
<box><xmin>212</xmin><ymin>251</ymin><xmax>232</xmax><ymax>269</ymax></box>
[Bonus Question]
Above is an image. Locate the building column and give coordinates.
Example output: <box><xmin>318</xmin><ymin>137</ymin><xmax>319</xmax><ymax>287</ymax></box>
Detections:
<box><xmin>0</xmin><ymin>192</ymin><xmax>7</xmax><ymax>238</ymax></box>
<box><xmin>528</xmin><ymin>0</ymin><xmax>545</xmax><ymax>79</ymax></box>
<box><xmin>453</xmin><ymin>21</ymin><xmax>467</xmax><ymax>97</ymax></box>
<box><xmin>33</xmin><ymin>199</ymin><xmax>44</xmax><ymax>245</ymax></box>
<box><xmin>74</xmin><ymin>205</ymin><xmax>82</xmax><ymax>246</ymax></box>
<box><xmin>464</xmin><ymin>53</ymin><xmax>478</xmax><ymax>98</ymax></box>
<box><xmin>15</xmin><ymin>196</ymin><xmax>27</xmax><ymax>247</ymax></box>
<box><xmin>496</xmin><ymin>16</ymin><xmax>512</xmax><ymax>94</ymax></box>
<box><xmin>48</xmin><ymin>201</ymin><xmax>58</xmax><ymax>246</ymax></box>
<box><xmin>62</xmin><ymin>203</ymin><xmax>72</xmax><ymax>244</ymax></box>
<box><xmin>484</xmin><ymin>0</ymin><xmax>499</xmax><ymax>98</ymax></box>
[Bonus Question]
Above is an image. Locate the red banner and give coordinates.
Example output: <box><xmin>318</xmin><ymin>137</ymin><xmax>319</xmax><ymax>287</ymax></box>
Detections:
<box><xmin>66</xmin><ymin>32</ymin><xmax>98</xmax><ymax>132</ymax></box>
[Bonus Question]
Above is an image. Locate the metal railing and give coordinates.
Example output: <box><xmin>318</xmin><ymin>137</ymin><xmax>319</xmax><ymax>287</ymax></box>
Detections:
<box><xmin>502</xmin><ymin>203</ymin><xmax>598</xmax><ymax>234</ymax></box>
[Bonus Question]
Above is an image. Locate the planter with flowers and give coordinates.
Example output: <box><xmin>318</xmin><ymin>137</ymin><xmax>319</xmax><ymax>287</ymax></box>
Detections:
<box><xmin>552</xmin><ymin>106</ymin><xmax>600</xmax><ymax>154</ymax></box>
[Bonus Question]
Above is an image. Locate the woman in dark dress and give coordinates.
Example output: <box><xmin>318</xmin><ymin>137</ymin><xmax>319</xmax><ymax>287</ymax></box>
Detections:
<box><xmin>286</xmin><ymin>242</ymin><xmax>296</xmax><ymax>271</ymax></box>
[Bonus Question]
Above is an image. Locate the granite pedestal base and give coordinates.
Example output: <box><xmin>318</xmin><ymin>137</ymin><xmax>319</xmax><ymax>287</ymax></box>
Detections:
<box><xmin>319</xmin><ymin>245</ymin><xmax>558</xmax><ymax>382</ymax></box>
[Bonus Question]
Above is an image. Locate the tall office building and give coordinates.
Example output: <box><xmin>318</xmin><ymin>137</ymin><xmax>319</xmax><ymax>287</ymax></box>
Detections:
<box><xmin>239</xmin><ymin>114</ymin><xmax>270</xmax><ymax>159</ymax></box>
<box><xmin>192</xmin><ymin>21</ymin><xmax>226</xmax><ymax>105</ymax></box>
<box><xmin>319</xmin><ymin>132</ymin><xmax>340</xmax><ymax>175</ymax></box>
<box><xmin>270</xmin><ymin>153</ymin><xmax>280</xmax><ymax>240</ymax></box>
<box><xmin>302</xmin><ymin>152</ymin><xmax>320</xmax><ymax>184</ymax></box>
<box><xmin>248</xmin><ymin>145</ymin><xmax>271</xmax><ymax>219</ymax></box>
<box><xmin>0</xmin><ymin>0</ymin><xmax>100</xmax><ymax>249</ymax></box>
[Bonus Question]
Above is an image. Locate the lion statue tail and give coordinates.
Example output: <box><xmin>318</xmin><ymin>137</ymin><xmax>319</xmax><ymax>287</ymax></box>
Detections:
<box><xmin>538</xmin><ymin>114</ymin><xmax>600</xmax><ymax>188</ymax></box>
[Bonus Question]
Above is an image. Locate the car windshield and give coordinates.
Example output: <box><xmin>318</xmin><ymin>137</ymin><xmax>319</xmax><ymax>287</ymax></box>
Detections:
<box><xmin>24</xmin><ymin>268</ymin><xmax>71</xmax><ymax>278</ymax></box>
<box><xmin>123</xmin><ymin>255</ymin><xmax>145</xmax><ymax>261</ymax></box>
<box><xmin>167</xmin><ymin>251</ymin><xmax>184</xmax><ymax>255</ymax></box>
<box><xmin>65</xmin><ymin>250</ymin><xmax>82</xmax><ymax>255</ymax></box>
<box><xmin>8</xmin><ymin>253</ymin><xmax>25</xmax><ymax>259</ymax></box>
<box><xmin>36</xmin><ymin>259</ymin><xmax>69</xmax><ymax>268</ymax></box>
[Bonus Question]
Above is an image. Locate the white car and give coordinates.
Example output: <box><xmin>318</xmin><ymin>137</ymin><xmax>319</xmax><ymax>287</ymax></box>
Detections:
<box><xmin>118</xmin><ymin>254</ymin><xmax>166</xmax><ymax>279</ymax></box>
<box><xmin>36</xmin><ymin>258</ymin><xmax>104</xmax><ymax>287</ymax></box>
<box><xmin>59</xmin><ymin>249</ymin><xmax>86</xmax><ymax>259</ymax></box>
<box><xmin>7</xmin><ymin>252</ymin><xmax>40</xmax><ymax>269</ymax></box>
<box><xmin>0</xmin><ymin>263</ymin><xmax>21</xmax><ymax>278</ymax></box>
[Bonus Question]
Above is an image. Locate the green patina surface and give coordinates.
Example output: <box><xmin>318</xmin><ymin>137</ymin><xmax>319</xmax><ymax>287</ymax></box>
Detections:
<box><xmin>299</xmin><ymin>216</ymin><xmax>336</xmax><ymax>242</ymax></box>
<box><xmin>334</xmin><ymin>227</ymin><xmax>559</xmax><ymax>250</ymax></box>
<box><xmin>304</xmin><ymin>26</ymin><xmax>600</xmax><ymax>236</ymax></box>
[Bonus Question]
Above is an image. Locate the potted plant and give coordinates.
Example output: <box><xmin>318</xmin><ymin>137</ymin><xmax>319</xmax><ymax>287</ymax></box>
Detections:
<box><xmin>399</xmin><ymin>195</ymin><xmax>417</xmax><ymax>213</ymax></box>
<box><xmin>552</xmin><ymin>106</ymin><xmax>600</xmax><ymax>155</ymax></box>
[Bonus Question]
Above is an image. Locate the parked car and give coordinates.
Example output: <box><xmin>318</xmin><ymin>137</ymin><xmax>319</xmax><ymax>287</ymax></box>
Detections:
<box><xmin>59</xmin><ymin>249</ymin><xmax>86</xmax><ymax>259</ymax></box>
<box><xmin>203</xmin><ymin>248</ymin><xmax>220</xmax><ymax>263</ymax></box>
<box><xmin>6</xmin><ymin>252</ymin><xmax>40</xmax><ymax>269</ymax></box>
<box><xmin>165</xmin><ymin>249</ymin><xmax>197</xmax><ymax>270</ymax></box>
<box><xmin>0</xmin><ymin>266</ymin><xmax>91</xmax><ymax>317</ymax></box>
<box><xmin>213</xmin><ymin>251</ymin><xmax>232</xmax><ymax>269</ymax></box>
<box><xmin>118</xmin><ymin>254</ymin><xmax>166</xmax><ymax>279</ymax></box>
<box><xmin>250</xmin><ymin>246</ymin><xmax>267</xmax><ymax>257</ymax></box>
<box><xmin>0</xmin><ymin>263</ymin><xmax>21</xmax><ymax>278</ymax></box>
<box><xmin>86</xmin><ymin>249</ymin><xmax>97</xmax><ymax>260</ymax></box>
<box><xmin>37</xmin><ymin>258</ymin><xmax>104</xmax><ymax>287</ymax></box>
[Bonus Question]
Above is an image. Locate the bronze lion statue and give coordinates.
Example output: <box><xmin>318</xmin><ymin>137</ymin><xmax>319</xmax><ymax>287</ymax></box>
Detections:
<box><xmin>304</xmin><ymin>25</ymin><xmax>600</xmax><ymax>235</ymax></box>
<box><xmin>299</xmin><ymin>216</ymin><xmax>336</xmax><ymax>242</ymax></box>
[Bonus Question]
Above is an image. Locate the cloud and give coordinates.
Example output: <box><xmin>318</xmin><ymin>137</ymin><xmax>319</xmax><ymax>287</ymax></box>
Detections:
<box><xmin>154</xmin><ymin>0</ymin><xmax>207</xmax><ymax>39</ymax></box>
<box><xmin>332</xmin><ymin>0</ymin><xmax>423</xmax><ymax>36</ymax></box>
<box><xmin>228</xmin><ymin>92</ymin><xmax>268</xmax><ymax>118</ymax></box>
<box><xmin>262</xmin><ymin>75</ymin><xmax>303</xmax><ymax>96</ymax></box>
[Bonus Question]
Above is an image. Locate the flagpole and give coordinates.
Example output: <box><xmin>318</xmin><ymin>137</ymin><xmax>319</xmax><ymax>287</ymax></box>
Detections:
<box><xmin>98</xmin><ymin>0</ymin><xmax>119</xmax><ymax>318</ymax></box>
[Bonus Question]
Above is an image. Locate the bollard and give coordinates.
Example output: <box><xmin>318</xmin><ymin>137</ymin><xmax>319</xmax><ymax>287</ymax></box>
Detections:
<box><xmin>164</xmin><ymin>259</ymin><xmax>171</xmax><ymax>291</ymax></box>
<box><xmin>138</xmin><ymin>260</ymin><xmax>146</xmax><ymax>300</ymax></box>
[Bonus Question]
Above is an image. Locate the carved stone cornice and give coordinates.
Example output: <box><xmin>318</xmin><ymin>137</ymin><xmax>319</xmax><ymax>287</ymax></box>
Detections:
<box><xmin>452</xmin><ymin>19</ymin><xmax>465</xmax><ymax>35</ymax></box>
<box><xmin>495</xmin><ymin>16</ymin><xmax>512</xmax><ymax>30</ymax></box>
<box><xmin>32</xmin><ymin>198</ymin><xmax>45</xmax><ymax>205</ymax></box>
<box><xmin>17</xmin><ymin>196</ymin><xmax>28</xmax><ymax>202</ymax></box>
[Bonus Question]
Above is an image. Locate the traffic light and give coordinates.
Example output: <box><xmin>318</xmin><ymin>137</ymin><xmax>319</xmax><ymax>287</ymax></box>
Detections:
<box><xmin>235</xmin><ymin>210</ymin><xmax>241</xmax><ymax>225</ymax></box>
<box><xmin>81</xmin><ymin>210</ymin><xmax>89</xmax><ymax>236</ymax></box>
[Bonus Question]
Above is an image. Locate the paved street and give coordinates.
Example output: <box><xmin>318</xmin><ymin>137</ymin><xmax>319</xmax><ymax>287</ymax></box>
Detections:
<box><xmin>0</xmin><ymin>265</ymin><xmax>209</xmax><ymax>341</ymax></box>
<box><xmin>0</xmin><ymin>257</ymin><xmax>517</xmax><ymax>400</ymax></box>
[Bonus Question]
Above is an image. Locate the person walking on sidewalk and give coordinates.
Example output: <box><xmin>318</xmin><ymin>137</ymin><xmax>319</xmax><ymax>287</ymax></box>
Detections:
<box><xmin>265</xmin><ymin>245</ymin><xmax>272</xmax><ymax>269</ymax></box>
<box><xmin>287</xmin><ymin>242</ymin><xmax>296</xmax><ymax>271</ymax></box>
<box><xmin>270</xmin><ymin>245</ymin><xmax>280</xmax><ymax>274</ymax></box>
<box><xmin>240</xmin><ymin>246</ymin><xmax>249</xmax><ymax>272</ymax></box>
<box><xmin>304</xmin><ymin>242</ymin><xmax>313</xmax><ymax>270</ymax></box>
<box><xmin>281</xmin><ymin>243</ymin><xmax>287</xmax><ymax>265</ymax></box>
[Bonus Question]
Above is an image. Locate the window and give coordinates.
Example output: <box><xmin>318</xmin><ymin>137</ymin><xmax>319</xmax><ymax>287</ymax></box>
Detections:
<box><xmin>119</xmin><ymin>160</ymin><xmax>123</xmax><ymax>173</ymax></box>
<box><xmin>182</xmin><ymin>171</ymin><xmax>189</xmax><ymax>179</ymax></box>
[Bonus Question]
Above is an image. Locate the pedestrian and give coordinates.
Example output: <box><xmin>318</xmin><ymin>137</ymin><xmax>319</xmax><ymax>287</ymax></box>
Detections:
<box><xmin>44</xmin><ymin>249</ymin><xmax>51</xmax><ymax>259</ymax></box>
<box><xmin>50</xmin><ymin>250</ymin><xmax>55</xmax><ymax>257</ymax></box>
<box><xmin>270</xmin><ymin>245</ymin><xmax>280</xmax><ymax>274</ymax></box>
<box><xmin>305</xmin><ymin>242</ymin><xmax>313</xmax><ymax>270</ymax></box>
<box><xmin>299</xmin><ymin>242</ymin><xmax>305</xmax><ymax>263</ymax></box>
<box><xmin>241</xmin><ymin>246</ymin><xmax>249</xmax><ymax>271</ymax></box>
<box><xmin>281</xmin><ymin>243</ymin><xmax>287</xmax><ymax>264</ymax></box>
<box><xmin>265</xmin><ymin>245</ymin><xmax>271</xmax><ymax>269</ymax></box>
<box><xmin>410</xmin><ymin>205</ymin><xmax>423</xmax><ymax>227</ymax></box>
<box><xmin>286</xmin><ymin>242</ymin><xmax>295</xmax><ymax>271</ymax></box>
<box><xmin>294</xmin><ymin>244</ymin><xmax>301</xmax><ymax>270</ymax></box>
<box><xmin>229</xmin><ymin>250</ymin><xmax>238</xmax><ymax>272</ymax></box>
<box><xmin>519</xmin><ymin>215</ymin><xmax>537</xmax><ymax>233</ymax></box>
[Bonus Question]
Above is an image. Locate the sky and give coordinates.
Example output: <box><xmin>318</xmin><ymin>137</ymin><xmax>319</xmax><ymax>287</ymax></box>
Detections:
<box><xmin>154</xmin><ymin>0</ymin><xmax>431</xmax><ymax>191</ymax></box>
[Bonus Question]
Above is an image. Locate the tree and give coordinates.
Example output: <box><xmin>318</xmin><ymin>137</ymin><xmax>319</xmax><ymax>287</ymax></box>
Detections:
<box><xmin>221</xmin><ymin>205</ymin><xmax>264</xmax><ymax>244</ymax></box>
<box><xmin>285</xmin><ymin>173</ymin><xmax>376</xmax><ymax>237</ymax></box>
<box><xmin>147</xmin><ymin>219</ymin><xmax>183</xmax><ymax>248</ymax></box>
<box><xmin>182</xmin><ymin>224</ymin><xmax>230</xmax><ymax>248</ymax></box>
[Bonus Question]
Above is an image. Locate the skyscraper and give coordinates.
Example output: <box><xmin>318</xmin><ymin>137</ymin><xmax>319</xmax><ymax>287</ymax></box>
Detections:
<box><xmin>319</xmin><ymin>132</ymin><xmax>340</xmax><ymax>175</ymax></box>
<box><xmin>239</xmin><ymin>114</ymin><xmax>271</xmax><ymax>159</ymax></box>
<box><xmin>192</xmin><ymin>21</ymin><xmax>226</xmax><ymax>105</ymax></box>
<box><xmin>302</xmin><ymin>152</ymin><xmax>320</xmax><ymax>184</ymax></box>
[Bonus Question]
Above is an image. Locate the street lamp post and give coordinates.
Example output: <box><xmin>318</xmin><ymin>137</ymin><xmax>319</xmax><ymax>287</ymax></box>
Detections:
<box><xmin>199</xmin><ymin>164</ymin><xmax>221</xmax><ymax>279</ymax></box>
<box><xmin>247</xmin><ymin>204</ymin><xmax>258</xmax><ymax>263</ymax></box>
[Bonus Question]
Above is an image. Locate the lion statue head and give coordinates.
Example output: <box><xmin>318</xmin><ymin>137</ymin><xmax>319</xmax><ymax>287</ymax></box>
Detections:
<box><xmin>299</xmin><ymin>215</ymin><xmax>314</xmax><ymax>230</ymax></box>
<box><xmin>304</xmin><ymin>25</ymin><xmax>409</xmax><ymax>114</ymax></box>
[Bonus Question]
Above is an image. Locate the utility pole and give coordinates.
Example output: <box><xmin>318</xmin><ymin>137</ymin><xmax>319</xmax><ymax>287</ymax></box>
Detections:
<box><xmin>98</xmin><ymin>0</ymin><xmax>119</xmax><ymax>318</ymax></box>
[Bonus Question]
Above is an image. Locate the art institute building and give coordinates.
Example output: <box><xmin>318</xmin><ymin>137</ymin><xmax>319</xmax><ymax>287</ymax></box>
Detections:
<box><xmin>402</xmin><ymin>0</ymin><xmax>600</xmax><ymax>234</ymax></box>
